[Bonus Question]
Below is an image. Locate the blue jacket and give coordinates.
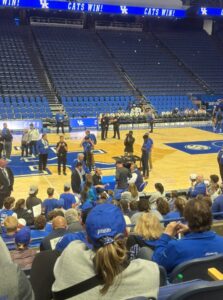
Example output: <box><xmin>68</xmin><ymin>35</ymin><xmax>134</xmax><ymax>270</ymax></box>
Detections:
<box><xmin>152</xmin><ymin>231</ymin><xmax>223</xmax><ymax>273</ymax></box>
<box><xmin>71</xmin><ymin>159</ymin><xmax>90</xmax><ymax>174</ymax></box>
<box><xmin>60</xmin><ymin>193</ymin><xmax>76</xmax><ymax>210</ymax></box>
<box><xmin>142</xmin><ymin>138</ymin><xmax>153</xmax><ymax>153</ymax></box>
<box><xmin>212</xmin><ymin>195</ymin><xmax>223</xmax><ymax>219</ymax></box>
<box><xmin>55</xmin><ymin>113</ymin><xmax>65</xmax><ymax>123</ymax></box>
<box><xmin>56</xmin><ymin>231</ymin><xmax>92</xmax><ymax>252</ymax></box>
<box><xmin>87</xmin><ymin>133</ymin><xmax>97</xmax><ymax>145</ymax></box>
<box><xmin>37</xmin><ymin>139</ymin><xmax>49</xmax><ymax>155</ymax></box>
<box><xmin>188</xmin><ymin>182</ymin><xmax>206</xmax><ymax>198</ymax></box>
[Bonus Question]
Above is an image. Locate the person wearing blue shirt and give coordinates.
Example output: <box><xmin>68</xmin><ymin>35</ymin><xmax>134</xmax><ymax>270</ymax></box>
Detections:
<box><xmin>164</xmin><ymin>196</ymin><xmax>186</xmax><ymax>224</ymax></box>
<box><xmin>214</xmin><ymin>108</ymin><xmax>223</xmax><ymax>133</ymax></box>
<box><xmin>0</xmin><ymin>196</ymin><xmax>17</xmax><ymax>227</ymax></box>
<box><xmin>30</xmin><ymin>215</ymin><xmax>49</xmax><ymax>248</ymax></box>
<box><xmin>81</xmin><ymin>136</ymin><xmax>94</xmax><ymax>172</ymax></box>
<box><xmin>188</xmin><ymin>175</ymin><xmax>206</xmax><ymax>198</ymax></box>
<box><xmin>60</xmin><ymin>183</ymin><xmax>77</xmax><ymax>210</ymax></box>
<box><xmin>71</xmin><ymin>153</ymin><xmax>90</xmax><ymax>175</ymax></box>
<box><xmin>37</xmin><ymin>134</ymin><xmax>49</xmax><ymax>173</ymax></box>
<box><xmin>55</xmin><ymin>110</ymin><xmax>65</xmax><ymax>134</ymax></box>
<box><xmin>152</xmin><ymin>198</ymin><xmax>223</xmax><ymax>274</ymax></box>
<box><xmin>141</xmin><ymin>133</ymin><xmax>153</xmax><ymax>179</ymax></box>
<box><xmin>217</xmin><ymin>147</ymin><xmax>223</xmax><ymax>182</ymax></box>
<box><xmin>85</xmin><ymin>130</ymin><xmax>97</xmax><ymax>145</ymax></box>
<box><xmin>212</xmin><ymin>194</ymin><xmax>223</xmax><ymax>220</ymax></box>
<box><xmin>42</xmin><ymin>187</ymin><xmax>64</xmax><ymax>216</ymax></box>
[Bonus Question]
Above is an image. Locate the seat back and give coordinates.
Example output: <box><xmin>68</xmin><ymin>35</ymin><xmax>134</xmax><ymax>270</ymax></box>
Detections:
<box><xmin>167</xmin><ymin>280</ymin><xmax>223</xmax><ymax>300</ymax></box>
<box><xmin>170</xmin><ymin>254</ymin><xmax>223</xmax><ymax>283</ymax></box>
<box><xmin>30</xmin><ymin>250</ymin><xmax>60</xmax><ymax>300</ymax></box>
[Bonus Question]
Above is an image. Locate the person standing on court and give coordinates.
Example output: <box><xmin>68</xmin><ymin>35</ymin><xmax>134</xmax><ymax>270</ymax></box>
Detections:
<box><xmin>56</xmin><ymin>135</ymin><xmax>68</xmax><ymax>176</ymax></box>
<box><xmin>141</xmin><ymin>133</ymin><xmax>153</xmax><ymax>179</ymax></box>
<box><xmin>217</xmin><ymin>147</ymin><xmax>223</xmax><ymax>182</ymax></box>
<box><xmin>146</xmin><ymin>108</ymin><xmax>155</xmax><ymax>133</ymax></box>
<box><xmin>0</xmin><ymin>159</ymin><xmax>14</xmax><ymax>209</ymax></box>
<box><xmin>28</xmin><ymin>123</ymin><xmax>39</xmax><ymax>157</ymax></box>
<box><xmin>37</xmin><ymin>134</ymin><xmax>49</xmax><ymax>173</ymax></box>
<box><xmin>112</xmin><ymin>114</ymin><xmax>120</xmax><ymax>139</ymax></box>
<box><xmin>2</xmin><ymin>123</ymin><xmax>13</xmax><ymax>161</ymax></box>
<box><xmin>0</xmin><ymin>131</ymin><xmax>4</xmax><ymax>159</ymax></box>
<box><xmin>100</xmin><ymin>114</ymin><xmax>109</xmax><ymax>140</ymax></box>
<box><xmin>55</xmin><ymin>110</ymin><xmax>65</xmax><ymax>134</ymax></box>
<box><xmin>124</xmin><ymin>131</ymin><xmax>135</xmax><ymax>156</ymax></box>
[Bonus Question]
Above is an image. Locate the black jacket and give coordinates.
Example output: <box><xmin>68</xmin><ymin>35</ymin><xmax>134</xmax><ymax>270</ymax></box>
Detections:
<box><xmin>0</xmin><ymin>167</ymin><xmax>14</xmax><ymax>195</ymax></box>
<box><xmin>71</xmin><ymin>169</ymin><xmax>82</xmax><ymax>194</ymax></box>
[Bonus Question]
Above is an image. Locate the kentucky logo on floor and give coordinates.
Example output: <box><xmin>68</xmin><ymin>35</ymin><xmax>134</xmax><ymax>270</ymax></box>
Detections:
<box><xmin>9</xmin><ymin>146</ymin><xmax>115</xmax><ymax>177</ymax></box>
<box><xmin>166</xmin><ymin>140</ymin><xmax>223</xmax><ymax>155</ymax></box>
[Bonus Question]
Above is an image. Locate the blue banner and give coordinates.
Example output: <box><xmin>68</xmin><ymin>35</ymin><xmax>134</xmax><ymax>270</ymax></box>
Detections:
<box><xmin>0</xmin><ymin>0</ymin><xmax>186</xmax><ymax>18</ymax></box>
<box><xmin>70</xmin><ymin>118</ymin><xmax>98</xmax><ymax>129</ymax></box>
<box><xmin>0</xmin><ymin>119</ymin><xmax>42</xmax><ymax>130</ymax></box>
<box><xmin>199</xmin><ymin>7</ymin><xmax>223</xmax><ymax>17</ymax></box>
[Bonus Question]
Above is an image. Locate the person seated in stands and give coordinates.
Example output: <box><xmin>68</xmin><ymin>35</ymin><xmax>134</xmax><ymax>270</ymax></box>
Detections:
<box><xmin>0</xmin><ymin>236</ymin><xmax>33</xmax><ymax>300</ymax></box>
<box><xmin>2</xmin><ymin>216</ymin><xmax>18</xmax><ymax>250</ymax></box>
<box><xmin>164</xmin><ymin>196</ymin><xmax>186</xmax><ymax>221</ymax></box>
<box><xmin>31</xmin><ymin>215</ymin><xmax>49</xmax><ymax>247</ymax></box>
<box><xmin>121</xmin><ymin>183</ymin><xmax>139</xmax><ymax>202</ymax></box>
<box><xmin>42</xmin><ymin>187</ymin><xmax>64</xmax><ymax>216</ymax></box>
<box><xmin>52</xmin><ymin>204</ymin><xmax>159</xmax><ymax>299</ymax></box>
<box><xmin>13</xmin><ymin>198</ymin><xmax>34</xmax><ymax>226</ymax></box>
<box><xmin>40</xmin><ymin>216</ymin><xmax>67</xmax><ymax>251</ymax></box>
<box><xmin>64</xmin><ymin>208</ymin><xmax>82</xmax><ymax>233</ymax></box>
<box><xmin>149</xmin><ymin>183</ymin><xmax>166</xmax><ymax>210</ymax></box>
<box><xmin>127</xmin><ymin>212</ymin><xmax>163</xmax><ymax>260</ymax></box>
<box><xmin>71</xmin><ymin>153</ymin><xmax>90</xmax><ymax>178</ymax></box>
<box><xmin>156</xmin><ymin>197</ymin><xmax>170</xmax><ymax>217</ymax></box>
<box><xmin>56</xmin><ymin>208</ymin><xmax>92</xmax><ymax>252</ymax></box>
<box><xmin>0</xmin><ymin>196</ymin><xmax>17</xmax><ymax>227</ymax></box>
<box><xmin>128</xmin><ymin>162</ymin><xmax>144</xmax><ymax>191</ymax></box>
<box><xmin>152</xmin><ymin>198</ymin><xmax>223</xmax><ymax>273</ymax></box>
<box><xmin>45</xmin><ymin>210</ymin><xmax>65</xmax><ymax>233</ymax></box>
<box><xmin>26</xmin><ymin>185</ymin><xmax>42</xmax><ymax>211</ymax></box>
<box><xmin>129</xmin><ymin>200</ymin><xmax>138</xmax><ymax>218</ymax></box>
<box><xmin>188</xmin><ymin>174</ymin><xmax>206</xmax><ymax>198</ymax></box>
<box><xmin>207</xmin><ymin>174</ymin><xmax>221</xmax><ymax>202</ymax></box>
<box><xmin>212</xmin><ymin>191</ymin><xmax>223</xmax><ymax>220</ymax></box>
<box><xmin>10</xmin><ymin>227</ymin><xmax>37</xmax><ymax>270</ymax></box>
<box><xmin>82</xmin><ymin>175</ymin><xmax>97</xmax><ymax>203</ymax></box>
<box><xmin>131</xmin><ymin>198</ymin><xmax>162</xmax><ymax>225</ymax></box>
<box><xmin>92</xmin><ymin>168</ymin><xmax>108</xmax><ymax>194</ymax></box>
<box><xmin>60</xmin><ymin>183</ymin><xmax>77</xmax><ymax>210</ymax></box>
<box><xmin>113</xmin><ymin>199</ymin><xmax>132</xmax><ymax>233</ymax></box>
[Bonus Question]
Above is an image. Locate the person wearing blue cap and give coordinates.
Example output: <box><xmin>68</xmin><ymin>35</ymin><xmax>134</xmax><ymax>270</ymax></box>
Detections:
<box><xmin>10</xmin><ymin>227</ymin><xmax>37</xmax><ymax>269</ymax></box>
<box><xmin>52</xmin><ymin>203</ymin><xmax>159</xmax><ymax>299</ymax></box>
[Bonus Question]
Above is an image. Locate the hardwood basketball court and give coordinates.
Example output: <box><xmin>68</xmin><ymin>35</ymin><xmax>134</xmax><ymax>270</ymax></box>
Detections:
<box><xmin>11</xmin><ymin>127</ymin><xmax>222</xmax><ymax>201</ymax></box>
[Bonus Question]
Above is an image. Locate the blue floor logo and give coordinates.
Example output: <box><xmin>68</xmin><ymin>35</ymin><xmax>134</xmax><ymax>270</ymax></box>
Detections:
<box><xmin>166</xmin><ymin>140</ymin><xmax>223</xmax><ymax>154</ymax></box>
<box><xmin>9</xmin><ymin>146</ymin><xmax>115</xmax><ymax>177</ymax></box>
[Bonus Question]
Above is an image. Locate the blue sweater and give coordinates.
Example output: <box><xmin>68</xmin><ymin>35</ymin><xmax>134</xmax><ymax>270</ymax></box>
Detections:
<box><xmin>152</xmin><ymin>231</ymin><xmax>223</xmax><ymax>273</ymax></box>
<box><xmin>188</xmin><ymin>182</ymin><xmax>206</xmax><ymax>198</ymax></box>
<box><xmin>36</xmin><ymin>139</ymin><xmax>49</xmax><ymax>155</ymax></box>
<box><xmin>60</xmin><ymin>193</ymin><xmax>76</xmax><ymax>210</ymax></box>
<box><xmin>212</xmin><ymin>195</ymin><xmax>223</xmax><ymax>219</ymax></box>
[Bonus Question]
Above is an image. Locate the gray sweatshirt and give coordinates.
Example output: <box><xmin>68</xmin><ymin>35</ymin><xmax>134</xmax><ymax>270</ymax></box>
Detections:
<box><xmin>53</xmin><ymin>240</ymin><xmax>159</xmax><ymax>299</ymax></box>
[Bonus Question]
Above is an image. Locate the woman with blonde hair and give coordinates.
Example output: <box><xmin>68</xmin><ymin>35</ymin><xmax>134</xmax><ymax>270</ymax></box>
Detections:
<box><xmin>121</xmin><ymin>183</ymin><xmax>139</xmax><ymax>202</ymax></box>
<box><xmin>127</xmin><ymin>212</ymin><xmax>163</xmax><ymax>260</ymax></box>
<box><xmin>52</xmin><ymin>204</ymin><xmax>159</xmax><ymax>299</ymax></box>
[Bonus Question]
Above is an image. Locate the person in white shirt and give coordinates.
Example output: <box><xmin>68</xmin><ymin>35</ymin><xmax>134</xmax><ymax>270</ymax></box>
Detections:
<box><xmin>28</xmin><ymin>123</ymin><xmax>39</xmax><ymax>157</ymax></box>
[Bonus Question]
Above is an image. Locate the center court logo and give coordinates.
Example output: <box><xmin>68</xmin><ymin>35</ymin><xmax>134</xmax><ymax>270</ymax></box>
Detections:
<box><xmin>185</xmin><ymin>144</ymin><xmax>211</xmax><ymax>151</ymax></box>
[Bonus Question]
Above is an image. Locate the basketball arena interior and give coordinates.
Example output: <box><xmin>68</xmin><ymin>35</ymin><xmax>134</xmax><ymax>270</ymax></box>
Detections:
<box><xmin>1</xmin><ymin>0</ymin><xmax>223</xmax><ymax>299</ymax></box>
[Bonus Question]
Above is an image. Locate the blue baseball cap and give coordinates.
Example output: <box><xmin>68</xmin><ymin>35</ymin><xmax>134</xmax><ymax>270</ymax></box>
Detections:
<box><xmin>15</xmin><ymin>227</ymin><xmax>31</xmax><ymax>245</ymax></box>
<box><xmin>86</xmin><ymin>204</ymin><xmax>126</xmax><ymax>247</ymax></box>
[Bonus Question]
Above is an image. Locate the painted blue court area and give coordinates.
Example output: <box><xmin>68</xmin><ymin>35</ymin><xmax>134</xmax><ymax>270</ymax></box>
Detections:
<box><xmin>194</xmin><ymin>125</ymin><xmax>223</xmax><ymax>134</ymax></box>
<box><xmin>8</xmin><ymin>146</ymin><xmax>115</xmax><ymax>177</ymax></box>
<box><xmin>166</xmin><ymin>140</ymin><xmax>223</xmax><ymax>155</ymax></box>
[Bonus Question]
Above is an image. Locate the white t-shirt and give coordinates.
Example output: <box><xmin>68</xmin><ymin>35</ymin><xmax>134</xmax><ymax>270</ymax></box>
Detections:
<box><xmin>53</xmin><ymin>240</ymin><xmax>159</xmax><ymax>300</ymax></box>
